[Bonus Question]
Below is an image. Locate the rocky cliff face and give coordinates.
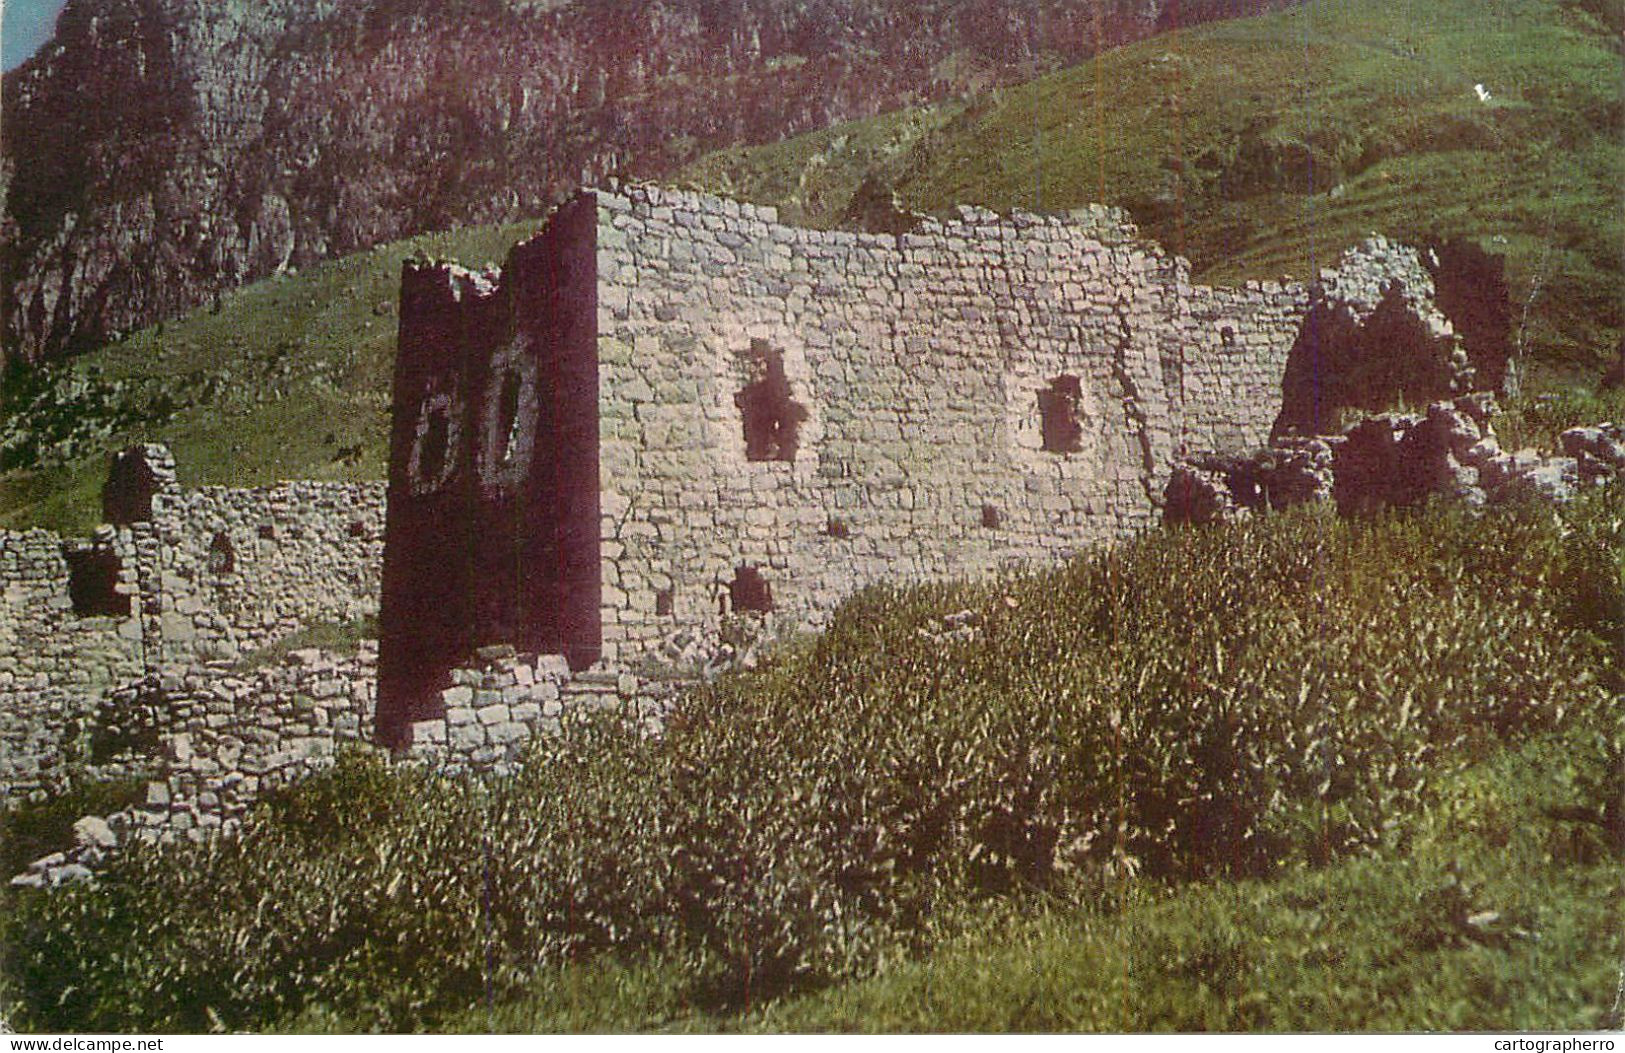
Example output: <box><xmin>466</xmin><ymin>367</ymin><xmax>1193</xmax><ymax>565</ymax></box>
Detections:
<box><xmin>1</xmin><ymin>0</ymin><xmax>1300</xmax><ymax>364</ymax></box>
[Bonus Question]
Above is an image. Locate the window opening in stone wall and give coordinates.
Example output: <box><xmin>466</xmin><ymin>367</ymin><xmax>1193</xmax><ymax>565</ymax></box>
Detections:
<box><xmin>257</xmin><ymin>523</ymin><xmax>276</xmax><ymax>540</ymax></box>
<box><xmin>982</xmin><ymin>504</ymin><xmax>1003</xmax><ymax>529</ymax></box>
<box><xmin>1221</xmin><ymin>326</ymin><xmax>1237</xmax><ymax>351</ymax></box>
<box><xmin>655</xmin><ymin>588</ymin><xmax>674</xmax><ymax>617</ymax></box>
<box><xmin>207</xmin><ymin>532</ymin><xmax>236</xmax><ymax>577</ymax></box>
<box><xmin>65</xmin><ymin>548</ymin><xmax>130</xmax><ymax>618</ymax></box>
<box><xmin>734</xmin><ymin>340</ymin><xmax>808</xmax><ymax>462</ymax></box>
<box><xmin>1038</xmin><ymin>374</ymin><xmax>1084</xmax><ymax>454</ymax></box>
<box><xmin>496</xmin><ymin>370</ymin><xmax>523</xmax><ymax>464</ymax></box>
<box><xmin>102</xmin><ymin>446</ymin><xmax>172</xmax><ymax>525</ymax></box>
<box><xmin>419</xmin><ymin>408</ymin><xmax>451</xmax><ymax>484</ymax></box>
<box><xmin>826</xmin><ymin>517</ymin><xmax>851</xmax><ymax>539</ymax></box>
<box><xmin>728</xmin><ymin>565</ymin><xmax>774</xmax><ymax>613</ymax></box>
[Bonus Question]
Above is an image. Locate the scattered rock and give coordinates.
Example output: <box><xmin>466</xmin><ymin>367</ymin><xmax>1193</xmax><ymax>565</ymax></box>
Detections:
<box><xmin>72</xmin><ymin>815</ymin><xmax>117</xmax><ymax>850</ymax></box>
<box><xmin>1172</xmin><ymin>393</ymin><xmax>1619</xmax><ymax>523</ymax></box>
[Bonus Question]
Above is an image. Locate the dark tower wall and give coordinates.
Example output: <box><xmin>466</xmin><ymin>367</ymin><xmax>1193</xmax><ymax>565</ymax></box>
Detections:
<box><xmin>376</xmin><ymin>194</ymin><xmax>601</xmax><ymax>748</ymax></box>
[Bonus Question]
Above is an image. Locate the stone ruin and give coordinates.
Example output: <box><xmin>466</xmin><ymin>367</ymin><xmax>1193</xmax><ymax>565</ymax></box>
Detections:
<box><xmin>11</xmin><ymin>181</ymin><xmax>1581</xmax><ymax>884</ymax></box>
<box><xmin>375</xmin><ymin>182</ymin><xmax>1497</xmax><ymax>746</ymax></box>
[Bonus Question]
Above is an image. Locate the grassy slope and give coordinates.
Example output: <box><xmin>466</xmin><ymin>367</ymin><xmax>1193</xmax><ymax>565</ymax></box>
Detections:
<box><xmin>0</xmin><ymin>221</ymin><xmax>537</xmax><ymax>534</ymax></box>
<box><xmin>681</xmin><ymin>0</ymin><xmax>1623</xmax><ymax>379</ymax></box>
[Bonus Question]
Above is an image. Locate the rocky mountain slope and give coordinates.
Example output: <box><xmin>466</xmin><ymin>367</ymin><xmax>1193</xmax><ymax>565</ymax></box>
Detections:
<box><xmin>0</xmin><ymin>0</ymin><xmax>1301</xmax><ymax>365</ymax></box>
<box><xmin>682</xmin><ymin>0</ymin><xmax>1623</xmax><ymax>379</ymax></box>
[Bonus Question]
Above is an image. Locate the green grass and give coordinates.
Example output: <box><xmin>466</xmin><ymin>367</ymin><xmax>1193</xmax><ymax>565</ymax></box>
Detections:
<box><xmin>1495</xmin><ymin>385</ymin><xmax>1625</xmax><ymax>454</ymax></box>
<box><xmin>433</xmin><ymin>729</ymin><xmax>1622</xmax><ymax>1033</ymax></box>
<box><xmin>740</xmin><ymin>733</ymin><xmax>1623</xmax><ymax>1033</ymax></box>
<box><xmin>681</xmin><ymin>0</ymin><xmax>1622</xmax><ymax>384</ymax></box>
<box><xmin>0</xmin><ymin>220</ymin><xmax>538</xmax><ymax>534</ymax></box>
<box><xmin>230</xmin><ymin>617</ymin><xmax>379</xmax><ymax>673</ymax></box>
<box><xmin>4</xmin><ymin>493</ymin><xmax>1619</xmax><ymax>1033</ymax></box>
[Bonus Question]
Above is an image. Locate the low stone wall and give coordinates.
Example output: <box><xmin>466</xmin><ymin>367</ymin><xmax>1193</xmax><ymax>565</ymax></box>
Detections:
<box><xmin>404</xmin><ymin>651</ymin><xmax>674</xmax><ymax>771</ymax></box>
<box><xmin>1</xmin><ymin>459</ymin><xmax>386</xmax><ymax>805</ymax></box>
<box><xmin>144</xmin><ymin>481</ymin><xmax>386</xmax><ymax>666</ymax></box>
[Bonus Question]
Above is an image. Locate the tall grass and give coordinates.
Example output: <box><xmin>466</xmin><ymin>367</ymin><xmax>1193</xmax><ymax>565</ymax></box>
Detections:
<box><xmin>3</xmin><ymin>493</ymin><xmax>1620</xmax><ymax>1031</ymax></box>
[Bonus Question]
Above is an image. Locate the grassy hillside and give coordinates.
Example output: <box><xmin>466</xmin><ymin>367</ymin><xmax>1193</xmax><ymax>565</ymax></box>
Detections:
<box><xmin>0</xmin><ymin>220</ymin><xmax>537</xmax><ymax>534</ymax></box>
<box><xmin>4</xmin><ymin>494</ymin><xmax>1620</xmax><ymax>1031</ymax></box>
<box><xmin>682</xmin><ymin>0</ymin><xmax>1623</xmax><ymax>380</ymax></box>
<box><xmin>1</xmin><ymin>0</ymin><xmax>1618</xmax><ymax>534</ymax></box>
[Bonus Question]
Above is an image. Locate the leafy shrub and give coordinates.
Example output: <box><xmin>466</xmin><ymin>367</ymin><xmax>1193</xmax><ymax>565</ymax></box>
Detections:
<box><xmin>5</xmin><ymin>495</ymin><xmax>1620</xmax><ymax>1030</ymax></box>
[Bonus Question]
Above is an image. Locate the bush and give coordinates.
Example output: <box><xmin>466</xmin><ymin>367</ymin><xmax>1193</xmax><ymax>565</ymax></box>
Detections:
<box><xmin>5</xmin><ymin>495</ymin><xmax>1620</xmax><ymax>1030</ymax></box>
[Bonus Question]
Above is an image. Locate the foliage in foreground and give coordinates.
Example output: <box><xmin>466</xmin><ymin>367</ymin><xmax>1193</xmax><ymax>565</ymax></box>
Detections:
<box><xmin>2</xmin><ymin>494</ymin><xmax>1621</xmax><ymax>1032</ymax></box>
<box><xmin>430</xmin><ymin>726</ymin><xmax>1622</xmax><ymax>1033</ymax></box>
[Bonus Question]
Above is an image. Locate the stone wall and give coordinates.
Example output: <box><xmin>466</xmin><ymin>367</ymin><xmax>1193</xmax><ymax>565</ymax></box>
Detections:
<box><xmin>1</xmin><ymin>527</ymin><xmax>145</xmax><ymax>800</ymax></box>
<box><xmin>0</xmin><ymin>456</ymin><xmax>385</xmax><ymax>803</ymax></box>
<box><xmin>105</xmin><ymin>646</ymin><xmax>379</xmax><ymax>845</ymax></box>
<box><xmin>143</xmin><ymin>480</ymin><xmax>386</xmax><ymax>666</ymax></box>
<box><xmin>590</xmin><ymin>186</ymin><xmax>1446</xmax><ymax>667</ymax></box>
<box><xmin>379</xmin><ymin>184</ymin><xmax>1456</xmax><ymax>737</ymax></box>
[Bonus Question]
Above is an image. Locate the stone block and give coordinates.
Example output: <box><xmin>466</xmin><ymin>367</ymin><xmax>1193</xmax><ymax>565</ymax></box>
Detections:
<box><xmin>411</xmin><ymin>719</ymin><xmax>448</xmax><ymax>744</ymax></box>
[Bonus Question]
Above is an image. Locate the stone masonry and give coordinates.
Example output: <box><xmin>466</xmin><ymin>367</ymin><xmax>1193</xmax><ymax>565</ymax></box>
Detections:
<box><xmin>1</xmin><ymin>448</ymin><xmax>384</xmax><ymax>804</ymax></box>
<box><xmin>378</xmin><ymin>182</ymin><xmax>1456</xmax><ymax>743</ymax></box>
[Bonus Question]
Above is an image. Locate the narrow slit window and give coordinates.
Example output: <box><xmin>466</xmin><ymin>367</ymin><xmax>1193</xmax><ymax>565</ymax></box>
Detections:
<box><xmin>496</xmin><ymin>370</ymin><xmax>523</xmax><ymax>464</ymax></box>
<box><xmin>419</xmin><ymin>409</ymin><xmax>451</xmax><ymax>482</ymax></box>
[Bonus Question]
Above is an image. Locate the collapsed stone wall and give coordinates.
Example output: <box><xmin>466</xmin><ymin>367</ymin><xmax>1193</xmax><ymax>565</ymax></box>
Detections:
<box><xmin>0</xmin><ymin>455</ymin><xmax>385</xmax><ymax>804</ymax></box>
<box><xmin>8</xmin><ymin>180</ymin><xmax>1461</xmax><ymax>851</ymax></box>
<box><xmin>100</xmin><ymin>646</ymin><xmax>380</xmax><ymax>847</ymax></box>
<box><xmin>1166</xmin><ymin>396</ymin><xmax>1625</xmax><ymax>524</ymax></box>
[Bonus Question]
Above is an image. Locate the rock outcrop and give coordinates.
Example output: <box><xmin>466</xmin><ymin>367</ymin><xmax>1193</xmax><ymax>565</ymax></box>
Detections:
<box><xmin>0</xmin><ymin>0</ymin><xmax>1303</xmax><ymax>365</ymax></box>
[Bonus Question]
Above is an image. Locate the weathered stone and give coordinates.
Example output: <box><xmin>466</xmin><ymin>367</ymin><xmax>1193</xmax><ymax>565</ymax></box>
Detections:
<box><xmin>72</xmin><ymin>815</ymin><xmax>118</xmax><ymax>850</ymax></box>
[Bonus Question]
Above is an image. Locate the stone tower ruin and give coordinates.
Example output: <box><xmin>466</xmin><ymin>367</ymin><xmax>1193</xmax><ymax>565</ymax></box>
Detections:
<box><xmin>376</xmin><ymin>183</ymin><xmax>1455</xmax><ymax>747</ymax></box>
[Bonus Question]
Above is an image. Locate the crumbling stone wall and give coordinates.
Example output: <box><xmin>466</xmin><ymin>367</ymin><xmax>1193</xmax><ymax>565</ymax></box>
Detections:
<box><xmin>1</xmin><ymin>527</ymin><xmax>145</xmax><ymax>799</ymax></box>
<box><xmin>1271</xmin><ymin>238</ymin><xmax>1463</xmax><ymax>437</ymax></box>
<box><xmin>1</xmin><ymin>451</ymin><xmax>385</xmax><ymax>804</ymax></box>
<box><xmin>143</xmin><ymin>481</ymin><xmax>385</xmax><ymax>666</ymax></box>
<box><xmin>381</xmin><ymin>184</ymin><xmax>1453</xmax><ymax>737</ymax></box>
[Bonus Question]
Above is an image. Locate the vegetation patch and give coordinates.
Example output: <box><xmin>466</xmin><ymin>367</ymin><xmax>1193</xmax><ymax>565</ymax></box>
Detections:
<box><xmin>3</xmin><ymin>492</ymin><xmax>1619</xmax><ymax>1032</ymax></box>
<box><xmin>231</xmin><ymin>617</ymin><xmax>380</xmax><ymax>674</ymax></box>
<box><xmin>681</xmin><ymin>0</ymin><xmax>1623</xmax><ymax>386</ymax></box>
